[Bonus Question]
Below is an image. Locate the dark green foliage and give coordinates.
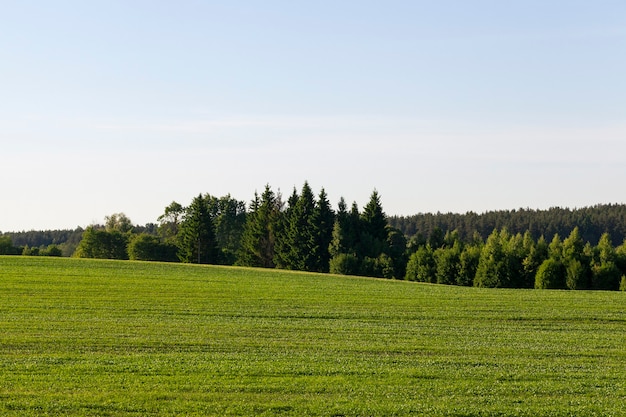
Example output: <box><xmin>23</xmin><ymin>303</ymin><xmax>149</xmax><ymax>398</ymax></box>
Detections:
<box><xmin>21</xmin><ymin>245</ymin><xmax>39</xmax><ymax>256</ymax></box>
<box><xmin>328</xmin><ymin>190</ymin><xmax>403</xmax><ymax>279</ymax></box>
<box><xmin>9</xmin><ymin>182</ymin><xmax>626</xmax><ymax>290</ymax></box>
<box><xmin>522</xmin><ymin>233</ymin><xmax>548</xmax><ymax>288</ymax></box>
<box><xmin>205</xmin><ymin>195</ymin><xmax>247</xmax><ymax>265</ymax></box>
<box><xmin>434</xmin><ymin>243</ymin><xmax>461</xmax><ymax>285</ymax></box>
<box><xmin>591</xmin><ymin>262</ymin><xmax>621</xmax><ymax>290</ymax></box>
<box><xmin>590</xmin><ymin>233</ymin><xmax>621</xmax><ymax>290</ymax></box>
<box><xmin>429</xmin><ymin>227</ymin><xmax>445</xmax><ymax>249</ymax></box>
<box><xmin>390</xmin><ymin>204</ymin><xmax>626</xmax><ymax>246</ymax></box>
<box><xmin>1</xmin><ymin>229</ymin><xmax>83</xmax><ymax>256</ymax></box>
<box><xmin>178</xmin><ymin>195</ymin><xmax>218</xmax><ymax>264</ymax></box>
<box><xmin>328</xmin><ymin>199</ymin><xmax>358</xmax><ymax>259</ymax></box>
<box><xmin>360</xmin><ymin>254</ymin><xmax>395</xmax><ymax>279</ymax></box>
<box><xmin>329</xmin><ymin>252</ymin><xmax>360</xmax><ymax>275</ymax></box>
<box><xmin>361</xmin><ymin>190</ymin><xmax>388</xmax><ymax>245</ymax></box>
<box><xmin>280</xmin><ymin>182</ymin><xmax>318</xmax><ymax>271</ymax></box>
<box><xmin>386</xmin><ymin>227</ymin><xmax>408</xmax><ymax>279</ymax></box>
<box><xmin>273</xmin><ymin>188</ymin><xmax>298</xmax><ymax>269</ymax></box>
<box><xmin>458</xmin><ymin>244</ymin><xmax>481</xmax><ymax>286</ymax></box>
<box><xmin>157</xmin><ymin>201</ymin><xmax>184</xmax><ymax>244</ymax></box>
<box><xmin>274</xmin><ymin>184</ymin><xmax>335</xmax><ymax>273</ymax></box>
<box><xmin>237</xmin><ymin>186</ymin><xmax>280</xmax><ymax>268</ymax></box>
<box><xmin>73</xmin><ymin>226</ymin><xmax>129</xmax><ymax>260</ymax></box>
<box><xmin>22</xmin><ymin>245</ymin><xmax>61</xmax><ymax>256</ymax></box>
<box><xmin>128</xmin><ymin>233</ymin><xmax>178</xmax><ymax>262</ymax></box>
<box><xmin>312</xmin><ymin>188</ymin><xmax>335</xmax><ymax>272</ymax></box>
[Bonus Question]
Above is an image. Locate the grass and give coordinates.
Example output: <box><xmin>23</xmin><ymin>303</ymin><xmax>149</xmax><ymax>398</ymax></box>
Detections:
<box><xmin>1</xmin><ymin>256</ymin><xmax>625</xmax><ymax>416</ymax></box>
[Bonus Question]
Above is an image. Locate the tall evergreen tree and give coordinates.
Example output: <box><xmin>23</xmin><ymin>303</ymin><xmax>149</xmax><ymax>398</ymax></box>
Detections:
<box><xmin>312</xmin><ymin>188</ymin><xmax>335</xmax><ymax>272</ymax></box>
<box><xmin>237</xmin><ymin>185</ymin><xmax>279</xmax><ymax>268</ymax></box>
<box><xmin>283</xmin><ymin>181</ymin><xmax>317</xmax><ymax>271</ymax></box>
<box><xmin>273</xmin><ymin>188</ymin><xmax>299</xmax><ymax>269</ymax></box>
<box><xmin>347</xmin><ymin>202</ymin><xmax>362</xmax><ymax>256</ymax></box>
<box><xmin>178</xmin><ymin>194</ymin><xmax>218</xmax><ymax>264</ymax></box>
<box><xmin>362</xmin><ymin>190</ymin><xmax>387</xmax><ymax>238</ymax></box>
<box><xmin>329</xmin><ymin>197</ymin><xmax>349</xmax><ymax>259</ymax></box>
<box><xmin>205</xmin><ymin>194</ymin><xmax>247</xmax><ymax>265</ymax></box>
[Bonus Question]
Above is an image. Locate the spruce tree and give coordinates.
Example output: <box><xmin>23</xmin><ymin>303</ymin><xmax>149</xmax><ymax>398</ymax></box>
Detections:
<box><xmin>237</xmin><ymin>185</ymin><xmax>279</xmax><ymax>268</ymax></box>
<box><xmin>312</xmin><ymin>188</ymin><xmax>335</xmax><ymax>272</ymax></box>
<box><xmin>284</xmin><ymin>182</ymin><xmax>317</xmax><ymax>271</ymax></box>
<box><xmin>361</xmin><ymin>190</ymin><xmax>388</xmax><ymax>245</ymax></box>
<box><xmin>273</xmin><ymin>188</ymin><xmax>298</xmax><ymax>269</ymax></box>
<box><xmin>178</xmin><ymin>194</ymin><xmax>218</xmax><ymax>264</ymax></box>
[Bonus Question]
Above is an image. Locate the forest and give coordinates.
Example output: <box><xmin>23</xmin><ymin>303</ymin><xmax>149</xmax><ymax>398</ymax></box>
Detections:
<box><xmin>2</xmin><ymin>182</ymin><xmax>626</xmax><ymax>291</ymax></box>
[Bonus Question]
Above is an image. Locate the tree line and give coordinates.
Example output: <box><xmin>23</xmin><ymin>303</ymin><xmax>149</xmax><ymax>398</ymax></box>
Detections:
<box><xmin>405</xmin><ymin>227</ymin><xmax>626</xmax><ymax>291</ymax></box>
<box><xmin>1</xmin><ymin>182</ymin><xmax>404</xmax><ymax>279</ymax></box>
<box><xmin>389</xmin><ymin>204</ymin><xmax>626</xmax><ymax>246</ymax></box>
<box><xmin>3</xmin><ymin>186</ymin><xmax>626</xmax><ymax>290</ymax></box>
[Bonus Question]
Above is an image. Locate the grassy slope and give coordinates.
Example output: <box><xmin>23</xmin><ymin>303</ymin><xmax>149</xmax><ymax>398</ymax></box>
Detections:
<box><xmin>0</xmin><ymin>256</ymin><xmax>625</xmax><ymax>416</ymax></box>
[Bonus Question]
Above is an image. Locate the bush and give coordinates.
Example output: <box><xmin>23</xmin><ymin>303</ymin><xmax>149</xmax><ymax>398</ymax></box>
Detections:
<box><xmin>128</xmin><ymin>234</ymin><xmax>178</xmax><ymax>262</ymax></box>
<box><xmin>535</xmin><ymin>258</ymin><xmax>566</xmax><ymax>289</ymax></box>
<box><xmin>329</xmin><ymin>253</ymin><xmax>360</xmax><ymax>276</ymax></box>
<box><xmin>405</xmin><ymin>246</ymin><xmax>435</xmax><ymax>282</ymax></box>
<box><xmin>591</xmin><ymin>262</ymin><xmax>621</xmax><ymax>290</ymax></box>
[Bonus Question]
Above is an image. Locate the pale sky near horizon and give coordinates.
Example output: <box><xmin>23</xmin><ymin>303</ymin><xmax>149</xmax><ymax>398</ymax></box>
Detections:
<box><xmin>2</xmin><ymin>1</ymin><xmax>625</xmax><ymax>232</ymax></box>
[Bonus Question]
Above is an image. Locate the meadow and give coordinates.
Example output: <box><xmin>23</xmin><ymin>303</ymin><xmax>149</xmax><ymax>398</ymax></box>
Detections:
<box><xmin>0</xmin><ymin>256</ymin><xmax>625</xmax><ymax>416</ymax></box>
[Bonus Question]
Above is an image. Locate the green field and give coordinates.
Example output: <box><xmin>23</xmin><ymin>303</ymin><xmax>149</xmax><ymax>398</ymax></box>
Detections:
<box><xmin>1</xmin><ymin>256</ymin><xmax>625</xmax><ymax>416</ymax></box>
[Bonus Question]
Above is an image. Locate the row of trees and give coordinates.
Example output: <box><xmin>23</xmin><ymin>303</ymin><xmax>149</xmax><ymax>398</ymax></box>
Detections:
<box><xmin>390</xmin><ymin>204</ymin><xmax>626</xmax><ymax>246</ymax></box>
<box><xmin>405</xmin><ymin>227</ymin><xmax>626</xmax><ymax>291</ymax></box>
<box><xmin>67</xmin><ymin>183</ymin><xmax>405</xmax><ymax>279</ymax></box>
<box><xmin>5</xmin><ymin>184</ymin><xmax>626</xmax><ymax>290</ymax></box>
<box><xmin>0</xmin><ymin>235</ymin><xmax>64</xmax><ymax>257</ymax></box>
<box><xmin>234</xmin><ymin>184</ymin><xmax>406</xmax><ymax>278</ymax></box>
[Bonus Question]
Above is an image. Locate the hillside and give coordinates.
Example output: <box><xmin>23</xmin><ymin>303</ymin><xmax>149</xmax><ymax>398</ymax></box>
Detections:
<box><xmin>1</xmin><ymin>256</ymin><xmax>625</xmax><ymax>416</ymax></box>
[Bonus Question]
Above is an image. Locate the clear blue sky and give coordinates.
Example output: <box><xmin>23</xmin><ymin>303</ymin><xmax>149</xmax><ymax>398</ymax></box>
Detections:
<box><xmin>2</xmin><ymin>1</ymin><xmax>625</xmax><ymax>231</ymax></box>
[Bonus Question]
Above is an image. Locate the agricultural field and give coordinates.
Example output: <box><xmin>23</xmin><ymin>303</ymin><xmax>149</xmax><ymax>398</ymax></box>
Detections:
<box><xmin>0</xmin><ymin>256</ymin><xmax>625</xmax><ymax>416</ymax></box>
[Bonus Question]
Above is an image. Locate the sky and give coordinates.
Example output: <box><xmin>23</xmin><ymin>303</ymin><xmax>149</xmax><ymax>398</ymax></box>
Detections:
<box><xmin>1</xmin><ymin>1</ymin><xmax>625</xmax><ymax>232</ymax></box>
